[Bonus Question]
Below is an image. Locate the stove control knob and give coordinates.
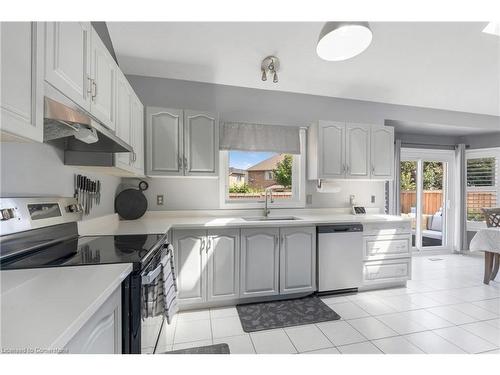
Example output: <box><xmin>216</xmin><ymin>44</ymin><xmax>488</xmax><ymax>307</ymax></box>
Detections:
<box><xmin>0</xmin><ymin>208</ymin><xmax>15</xmax><ymax>221</ymax></box>
<box><xmin>66</xmin><ymin>204</ymin><xmax>82</xmax><ymax>213</ymax></box>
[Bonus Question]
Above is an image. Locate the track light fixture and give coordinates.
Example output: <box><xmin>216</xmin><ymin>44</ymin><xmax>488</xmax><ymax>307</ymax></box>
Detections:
<box><xmin>261</xmin><ymin>56</ymin><xmax>279</xmax><ymax>83</ymax></box>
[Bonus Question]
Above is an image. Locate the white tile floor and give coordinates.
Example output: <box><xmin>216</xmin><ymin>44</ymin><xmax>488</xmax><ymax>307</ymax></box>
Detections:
<box><xmin>155</xmin><ymin>253</ymin><xmax>500</xmax><ymax>354</ymax></box>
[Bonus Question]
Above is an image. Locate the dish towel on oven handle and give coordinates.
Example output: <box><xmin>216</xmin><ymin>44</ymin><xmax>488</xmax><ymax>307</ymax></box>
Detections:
<box><xmin>141</xmin><ymin>243</ymin><xmax>178</xmax><ymax>324</ymax></box>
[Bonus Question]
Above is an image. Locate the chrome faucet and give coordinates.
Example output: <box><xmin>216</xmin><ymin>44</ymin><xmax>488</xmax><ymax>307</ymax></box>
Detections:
<box><xmin>264</xmin><ymin>187</ymin><xmax>274</xmax><ymax>217</ymax></box>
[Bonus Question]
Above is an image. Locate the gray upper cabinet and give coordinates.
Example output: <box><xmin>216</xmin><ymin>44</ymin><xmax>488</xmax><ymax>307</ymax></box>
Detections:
<box><xmin>115</xmin><ymin>71</ymin><xmax>132</xmax><ymax>169</ymax></box>
<box><xmin>370</xmin><ymin>126</ymin><xmax>395</xmax><ymax>180</ymax></box>
<box><xmin>115</xmin><ymin>74</ymin><xmax>144</xmax><ymax>177</ymax></box>
<box><xmin>240</xmin><ymin>228</ymin><xmax>280</xmax><ymax>298</ymax></box>
<box><xmin>130</xmin><ymin>96</ymin><xmax>144</xmax><ymax>174</ymax></box>
<box><xmin>1</xmin><ymin>22</ymin><xmax>43</xmax><ymax>142</ymax></box>
<box><xmin>345</xmin><ymin>123</ymin><xmax>370</xmax><ymax>179</ymax></box>
<box><xmin>45</xmin><ymin>22</ymin><xmax>92</xmax><ymax>112</ymax></box>
<box><xmin>308</xmin><ymin>121</ymin><xmax>394</xmax><ymax>181</ymax></box>
<box><xmin>146</xmin><ymin>107</ymin><xmax>184</xmax><ymax>176</ymax></box>
<box><xmin>308</xmin><ymin>121</ymin><xmax>345</xmax><ymax>179</ymax></box>
<box><xmin>207</xmin><ymin>229</ymin><xmax>240</xmax><ymax>302</ymax></box>
<box><xmin>279</xmin><ymin>227</ymin><xmax>316</xmax><ymax>295</ymax></box>
<box><xmin>90</xmin><ymin>27</ymin><xmax>117</xmax><ymax>131</ymax></box>
<box><xmin>184</xmin><ymin>110</ymin><xmax>219</xmax><ymax>175</ymax></box>
<box><xmin>173</xmin><ymin>229</ymin><xmax>207</xmax><ymax>306</ymax></box>
<box><xmin>146</xmin><ymin>107</ymin><xmax>219</xmax><ymax>177</ymax></box>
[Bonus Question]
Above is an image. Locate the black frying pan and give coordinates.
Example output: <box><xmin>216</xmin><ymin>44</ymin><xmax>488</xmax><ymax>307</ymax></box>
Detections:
<box><xmin>115</xmin><ymin>180</ymin><xmax>149</xmax><ymax>220</ymax></box>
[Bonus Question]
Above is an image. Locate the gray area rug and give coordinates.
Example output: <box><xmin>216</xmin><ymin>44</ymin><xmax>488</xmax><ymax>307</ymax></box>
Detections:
<box><xmin>236</xmin><ymin>295</ymin><xmax>340</xmax><ymax>332</ymax></box>
<box><xmin>165</xmin><ymin>343</ymin><xmax>230</xmax><ymax>354</ymax></box>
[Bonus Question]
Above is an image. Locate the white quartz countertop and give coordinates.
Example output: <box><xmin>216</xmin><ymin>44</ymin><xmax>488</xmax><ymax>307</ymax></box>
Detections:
<box><xmin>0</xmin><ymin>263</ymin><xmax>132</xmax><ymax>353</ymax></box>
<box><xmin>78</xmin><ymin>209</ymin><xmax>411</xmax><ymax>236</ymax></box>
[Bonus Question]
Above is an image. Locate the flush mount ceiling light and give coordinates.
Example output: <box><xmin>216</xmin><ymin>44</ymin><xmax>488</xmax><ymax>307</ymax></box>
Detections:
<box><xmin>317</xmin><ymin>21</ymin><xmax>372</xmax><ymax>61</ymax></box>
<box><xmin>261</xmin><ymin>56</ymin><xmax>279</xmax><ymax>83</ymax></box>
<box><xmin>482</xmin><ymin>22</ymin><xmax>500</xmax><ymax>37</ymax></box>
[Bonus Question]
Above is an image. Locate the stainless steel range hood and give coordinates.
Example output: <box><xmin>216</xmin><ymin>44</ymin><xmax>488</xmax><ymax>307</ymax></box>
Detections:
<box><xmin>43</xmin><ymin>97</ymin><xmax>133</xmax><ymax>153</ymax></box>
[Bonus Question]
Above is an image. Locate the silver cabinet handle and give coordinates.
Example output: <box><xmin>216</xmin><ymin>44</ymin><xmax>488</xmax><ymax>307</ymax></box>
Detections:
<box><xmin>275</xmin><ymin>236</ymin><xmax>278</xmax><ymax>246</ymax></box>
<box><xmin>183</xmin><ymin>156</ymin><xmax>188</xmax><ymax>172</ymax></box>
<box><xmin>200</xmin><ymin>238</ymin><xmax>205</xmax><ymax>252</ymax></box>
<box><xmin>281</xmin><ymin>235</ymin><xmax>284</xmax><ymax>245</ymax></box>
<box><xmin>206</xmin><ymin>237</ymin><xmax>211</xmax><ymax>253</ymax></box>
<box><xmin>343</xmin><ymin>164</ymin><xmax>346</xmax><ymax>173</ymax></box>
<box><xmin>178</xmin><ymin>155</ymin><xmax>182</xmax><ymax>170</ymax></box>
<box><xmin>87</xmin><ymin>77</ymin><xmax>93</xmax><ymax>95</ymax></box>
<box><xmin>91</xmin><ymin>80</ymin><xmax>97</xmax><ymax>100</ymax></box>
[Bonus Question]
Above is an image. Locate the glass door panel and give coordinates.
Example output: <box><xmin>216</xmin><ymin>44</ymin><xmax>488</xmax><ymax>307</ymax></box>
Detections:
<box><xmin>400</xmin><ymin>149</ymin><xmax>454</xmax><ymax>252</ymax></box>
<box><xmin>421</xmin><ymin>161</ymin><xmax>445</xmax><ymax>248</ymax></box>
<box><xmin>400</xmin><ymin>161</ymin><xmax>418</xmax><ymax>248</ymax></box>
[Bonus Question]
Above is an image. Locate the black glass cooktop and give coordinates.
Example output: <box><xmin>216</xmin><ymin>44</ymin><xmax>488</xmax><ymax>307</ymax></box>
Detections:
<box><xmin>0</xmin><ymin>234</ymin><xmax>165</xmax><ymax>272</ymax></box>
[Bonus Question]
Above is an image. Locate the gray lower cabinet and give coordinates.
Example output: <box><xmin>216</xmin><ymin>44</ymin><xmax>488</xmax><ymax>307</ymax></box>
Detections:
<box><xmin>173</xmin><ymin>228</ymin><xmax>239</xmax><ymax>306</ymax></box>
<box><xmin>173</xmin><ymin>229</ymin><xmax>206</xmax><ymax>305</ymax></box>
<box><xmin>207</xmin><ymin>229</ymin><xmax>240</xmax><ymax>302</ymax></box>
<box><xmin>64</xmin><ymin>287</ymin><xmax>121</xmax><ymax>354</ymax></box>
<box><xmin>279</xmin><ymin>227</ymin><xmax>316</xmax><ymax>294</ymax></box>
<box><xmin>240</xmin><ymin>228</ymin><xmax>280</xmax><ymax>298</ymax></box>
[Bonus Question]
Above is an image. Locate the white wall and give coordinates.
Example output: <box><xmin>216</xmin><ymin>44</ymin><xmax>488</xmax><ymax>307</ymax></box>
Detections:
<box><xmin>0</xmin><ymin>142</ymin><xmax>121</xmax><ymax>220</ymax></box>
<box><xmin>129</xmin><ymin>176</ymin><xmax>385</xmax><ymax>211</ymax></box>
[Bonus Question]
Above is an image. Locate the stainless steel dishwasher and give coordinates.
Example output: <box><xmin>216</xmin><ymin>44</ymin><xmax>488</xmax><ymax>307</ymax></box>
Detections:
<box><xmin>317</xmin><ymin>223</ymin><xmax>363</xmax><ymax>294</ymax></box>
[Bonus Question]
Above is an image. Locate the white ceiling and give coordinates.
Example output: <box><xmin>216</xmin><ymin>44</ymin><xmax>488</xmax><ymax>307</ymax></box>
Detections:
<box><xmin>385</xmin><ymin>120</ymin><xmax>496</xmax><ymax>136</ymax></box>
<box><xmin>108</xmin><ymin>22</ymin><xmax>500</xmax><ymax>116</ymax></box>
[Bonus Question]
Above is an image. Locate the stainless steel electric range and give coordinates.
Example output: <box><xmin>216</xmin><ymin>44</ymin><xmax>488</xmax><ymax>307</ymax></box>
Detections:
<box><xmin>0</xmin><ymin>197</ymin><xmax>169</xmax><ymax>354</ymax></box>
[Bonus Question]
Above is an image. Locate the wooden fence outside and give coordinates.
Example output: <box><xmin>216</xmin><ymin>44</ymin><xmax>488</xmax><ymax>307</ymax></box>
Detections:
<box><xmin>401</xmin><ymin>190</ymin><xmax>497</xmax><ymax>216</ymax></box>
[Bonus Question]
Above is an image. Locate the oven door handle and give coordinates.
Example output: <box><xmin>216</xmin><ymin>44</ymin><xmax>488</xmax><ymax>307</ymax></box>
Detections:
<box><xmin>141</xmin><ymin>244</ymin><xmax>174</xmax><ymax>285</ymax></box>
<box><xmin>141</xmin><ymin>264</ymin><xmax>162</xmax><ymax>285</ymax></box>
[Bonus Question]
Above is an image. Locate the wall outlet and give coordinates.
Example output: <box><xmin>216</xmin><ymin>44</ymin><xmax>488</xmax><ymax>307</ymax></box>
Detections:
<box><xmin>371</xmin><ymin>195</ymin><xmax>376</xmax><ymax>203</ymax></box>
<box><xmin>157</xmin><ymin>195</ymin><xmax>164</xmax><ymax>205</ymax></box>
<box><xmin>306</xmin><ymin>194</ymin><xmax>313</xmax><ymax>205</ymax></box>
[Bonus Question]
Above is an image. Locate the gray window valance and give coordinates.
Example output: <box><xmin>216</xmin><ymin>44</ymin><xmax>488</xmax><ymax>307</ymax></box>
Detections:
<box><xmin>219</xmin><ymin>122</ymin><xmax>301</xmax><ymax>154</ymax></box>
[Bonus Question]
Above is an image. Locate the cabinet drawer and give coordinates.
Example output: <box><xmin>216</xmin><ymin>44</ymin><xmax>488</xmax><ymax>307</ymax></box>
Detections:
<box><xmin>363</xmin><ymin>258</ymin><xmax>411</xmax><ymax>284</ymax></box>
<box><xmin>363</xmin><ymin>235</ymin><xmax>411</xmax><ymax>260</ymax></box>
<box><xmin>363</xmin><ymin>221</ymin><xmax>411</xmax><ymax>236</ymax></box>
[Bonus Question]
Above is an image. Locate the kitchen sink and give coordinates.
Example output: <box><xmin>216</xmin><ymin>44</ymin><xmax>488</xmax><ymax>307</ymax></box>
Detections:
<box><xmin>242</xmin><ymin>216</ymin><xmax>302</xmax><ymax>221</ymax></box>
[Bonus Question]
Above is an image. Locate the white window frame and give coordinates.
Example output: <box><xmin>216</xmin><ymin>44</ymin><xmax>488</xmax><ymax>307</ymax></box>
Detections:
<box><xmin>219</xmin><ymin>128</ymin><xmax>306</xmax><ymax>209</ymax></box>
<box><xmin>465</xmin><ymin>147</ymin><xmax>500</xmax><ymax>231</ymax></box>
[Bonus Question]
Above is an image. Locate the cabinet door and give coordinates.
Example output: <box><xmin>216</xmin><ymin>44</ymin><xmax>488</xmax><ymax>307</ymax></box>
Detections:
<box><xmin>44</xmin><ymin>22</ymin><xmax>91</xmax><ymax>111</ymax></box>
<box><xmin>370</xmin><ymin>126</ymin><xmax>394</xmax><ymax>180</ymax></box>
<box><xmin>90</xmin><ymin>27</ymin><xmax>116</xmax><ymax>130</ymax></box>
<box><xmin>131</xmin><ymin>96</ymin><xmax>145</xmax><ymax>174</ymax></box>
<box><xmin>207</xmin><ymin>229</ymin><xmax>240</xmax><ymax>302</ymax></box>
<box><xmin>345</xmin><ymin>123</ymin><xmax>370</xmax><ymax>179</ymax></box>
<box><xmin>318</xmin><ymin>121</ymin><xmax>345</xmax><ymax>178</ymax></box>
<box><xmin>65</xmin><ymin>287</ymin><xmax>121</xmax><ymax>354</ymax></box>
<box><xmin>279</xmin><ymin>227</ymin><xmax>316</xmax><ymax>294</ymax></box>
<box><xmin>1</xmin><ymin>22</ymin><xmax>43</xmax><ymax>142</ymax></box>
<box><xmin>115</xmin><ymin>72</ymin><xmax>132</xmax><ymax>168</ymax></box>
<box><xmin>240</xmin><ymin>228</ymin><xmax>279</xmax><ymax>298</ymax></box>
<box><xmin>145</xmin><ymin>107</ymin><xmax>183</xmax><ymax>176</ymax></box>
<box><xmin>184</xmin><ymin>110</ymin><xmax>219</xmax><ymax>175</ymax></box>
<box><xmin>173</xmin><ymin>229</ymin><xmax>207</xmax><ymax>305</ymax></box>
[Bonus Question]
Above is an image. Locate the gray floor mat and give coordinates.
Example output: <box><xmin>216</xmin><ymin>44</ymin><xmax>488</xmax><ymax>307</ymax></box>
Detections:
<box><xmin>165</xmin><ymin>343</ymin><xmax>230</xmax><ymax>354</ymax></box>
<box><xmin>236</xmin><ymin>295</ymin><xmax>340</xmax><ymax>332</ymax></box>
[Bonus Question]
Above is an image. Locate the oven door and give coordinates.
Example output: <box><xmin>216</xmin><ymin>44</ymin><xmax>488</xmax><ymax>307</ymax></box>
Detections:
<box><xmin>140</xmin><ymin>248</ymin><xmax>167</xmax><ymax>354</ymax></box>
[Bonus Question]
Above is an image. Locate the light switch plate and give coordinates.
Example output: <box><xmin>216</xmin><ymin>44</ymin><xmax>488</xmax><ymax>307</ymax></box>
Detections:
<box><xmin>371</xmin><ymin>195</ymin><xmax>376</xmax><ymax>203</ymax></box>
<box><xmin>157</xmin><ymin>195</ymin><xmax>164</xmax><ymax>205</ymax></box>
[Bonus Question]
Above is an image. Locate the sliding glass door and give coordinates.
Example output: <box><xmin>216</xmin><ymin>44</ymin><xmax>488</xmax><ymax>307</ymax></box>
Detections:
<box><xmin>400</xmin><ymin>149</ymin><xmax>455</xmax><ymax>252</ymax></box>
